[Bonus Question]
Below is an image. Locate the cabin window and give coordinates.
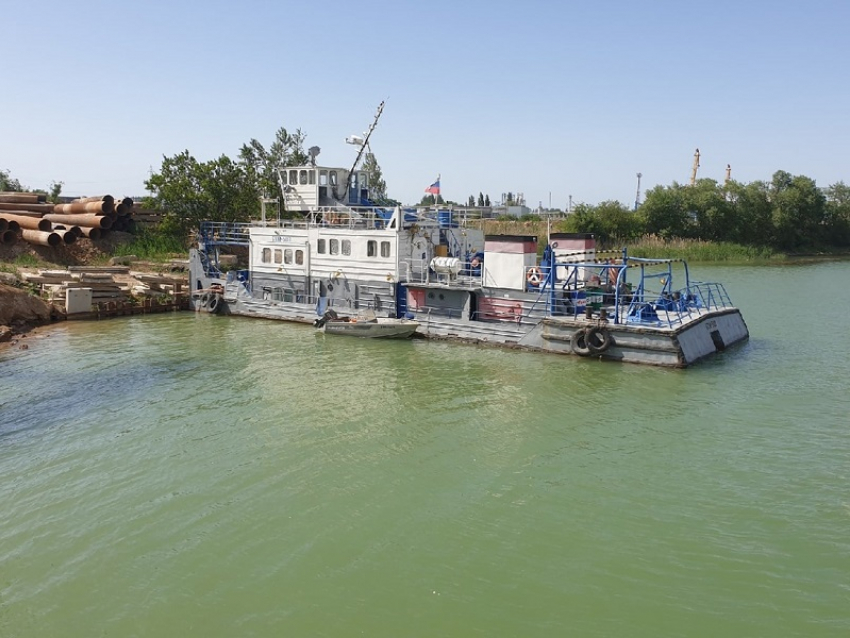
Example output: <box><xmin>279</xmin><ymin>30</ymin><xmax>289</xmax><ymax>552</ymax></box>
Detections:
<box><xmin>299</xmin><ymin>170</ymin><xmax>308</xmax><ymax>185</ymax></box>
<box><xmin>367</xmin><ymin>240</ymin><xmax>377</xmax><ymax>257</ymax></box>
<box><xmin>274</xmin><ymin>249</ymin><xmax>283</xmax><ymax>264</ymax></box>
<box><xmin>289</xmin><ymin>170</ymin><xmax>297</xmax><ymax>185</ymax></box>
<box><xmin>381</xmin><ymin>241</ymin><xmax>391</xmax><ymax>258</ymax></box>
<box><xmin>295</xmin><ymin>249</ymin><xmax>304</xmax><ymax>265</ymax></box>
<box><xmin>308</xmin><ymin>170</ymin><xmax>315</xmax><ymax>185</ymax></box>
<box><xmin>330</xmin><ymin>239</ymin><xmax>339</xmax><ymax>255</ymax></box>
<box><xmin>284</xmin><ymin>249</ymin><xmax>293</xmax><ymax>264</ymax></box>
<box><xmin>329</xmin><ymin>171</ymin><xmax>337</xmax><ymax>186</ymax></box>
<box><xmin>342</xmin><ymin>240</ymin><xmax>351</xmax><ymax>256</ymax></box>
<box><xmin>317</xmin><ymin>239</ymin><xmax>326</xmax><ymax>254</ymax></box>
<box><xmin>280</xmin><ymin>171</ymin><xmax>287</xmax><ymax>185</ymax></box>
<box><xmin>360</xmin><ymin>173</ymin><xmax>368</xmax><ymax>187</ymax></box>
<box><xmin>262</xmin><ymin>247</ymin><xmax>271</xmax><ymax>263</ymax></box>
<box><xmin>319</xmin><ymin>171</ymin><xmax>328</xmax><ymax>186</ymax></box>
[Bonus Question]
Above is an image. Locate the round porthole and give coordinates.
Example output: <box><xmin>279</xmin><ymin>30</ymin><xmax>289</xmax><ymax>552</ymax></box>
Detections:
<box><xmin>428</xmin><ymin>292</ymin><xmax>435</xmax><ymax>299</ymax></box>
<box><xmin>438</xmin><ymin>293</ymin><xmax>445</xmax><ymax>300</ymax></box>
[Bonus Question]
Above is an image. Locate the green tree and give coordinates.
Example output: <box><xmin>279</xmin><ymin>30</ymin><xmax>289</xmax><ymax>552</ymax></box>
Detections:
<box><xmin>824</xmin><ymin>181</ymin><xmax>850</xmax><ymax>246</ymax></box>
<box><xmin>727</xmin><ymin>180</ymin><xmax>773</xmax><ymax>245</ymax></box>
<box><xmin>468</xmin><ymin>195</ymin><xmax>475</xmax><ymax>206</ymax></box>
<box><xmin>685</xmin><ymin>179</ymin><xmax>736</xmax><ymax>241</ymax></box>
<box><xmin>484</xmin><ymin>194</ymin><xmax>491</xmax><ymax>207</ymax></box>
<box><xmin>638</xmin><ymin>183</ymin><xmax>693</xmax><ymax>239</ymax></box>
<box><xmin>238</xmin><ymin>127</ymin><xmax>307</xmax><ymax>205</ymax></box>
<box><xmin>0</xmin><ymin>168</ymin><xmax>22</xmax><ymax>192</ymax></box>
<box><xmin>145</xmin><ymin>151</ymin><xmax>256</xmax><ymax>238</ymax></box>
<box><xmin>478</xmin><ymin>192</ymin><xmax>484</xmax><ymax>206</ymax></box>
<box><xmin>361</xmin><ymin>152</ymin><xmax>388</xmax><ymax>202</ymax></box>
<box><xmin>769</xmin><ymin>172</ymin><xmax>826</xmax><ymax>249</ymax></box>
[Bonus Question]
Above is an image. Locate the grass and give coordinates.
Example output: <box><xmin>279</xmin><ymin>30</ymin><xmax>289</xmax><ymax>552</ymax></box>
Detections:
<box><xmin>474</xmin><ymin>220</ymin><xmax>785</xmax><ymax>263</ymax></box>
<box><xmin>13</xmin><ymin>253</ymin><xmax>42</xmax><ymax>268</ymax></box>
<box><xmin>112</xmin><ymin>229</ymin><xmax>187</xmax><ymax>261</ymax></box>
<box><xmin>614</xmin><ymin>237</ymin><xmax>783</xmax><ymax>263</ymax></box>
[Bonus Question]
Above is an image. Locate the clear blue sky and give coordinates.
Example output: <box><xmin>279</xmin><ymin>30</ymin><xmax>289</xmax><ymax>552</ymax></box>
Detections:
<box><xmin>3</xmin><ymin>0</ymin><xmax>848</xmax><ymax>209</ymax></box>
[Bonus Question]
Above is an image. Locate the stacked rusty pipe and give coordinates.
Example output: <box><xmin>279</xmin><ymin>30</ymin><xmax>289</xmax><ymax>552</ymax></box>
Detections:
<box><xmin>0</xmin><ymin>192</ymin><xmax>134</xmax><ymax>248</ymax></box>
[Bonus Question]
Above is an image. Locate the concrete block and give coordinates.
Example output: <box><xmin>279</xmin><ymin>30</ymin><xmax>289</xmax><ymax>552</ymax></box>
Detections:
<box><xmin>66</xmin><ymin>288</ymin><xmax>93</xmax><ymax>314</ymax></box>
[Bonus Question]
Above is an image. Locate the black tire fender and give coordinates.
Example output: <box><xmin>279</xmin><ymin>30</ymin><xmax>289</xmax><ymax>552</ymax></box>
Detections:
<box><xmin>199</xmin><ymin>292</ymin><xmax>211</xmax><ymax>309</ymax></box>
<box><xmin>570</xmin><ymin>328</ymin><xmax>592</xmax><ymax>356</ymax></box>
<box><xmin>208</xmin><ymin>293</ymin><xmax>222</xmax><ymax>314</ymax></box>
<box><xmin>585</xmin><ymin>326</ymin><xmax>612</xmax><ymax>355</ymax></box>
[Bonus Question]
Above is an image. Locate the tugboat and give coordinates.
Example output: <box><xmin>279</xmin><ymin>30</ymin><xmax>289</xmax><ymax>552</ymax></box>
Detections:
<box><xmin>189</xmin><ymin>105</ymin><xmax>749</xmax><ymax>367</ymax></box>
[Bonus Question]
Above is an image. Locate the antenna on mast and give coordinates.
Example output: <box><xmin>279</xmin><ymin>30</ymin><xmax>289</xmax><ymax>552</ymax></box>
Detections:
<box><xmin>337</xmin><ymin>100</ymin><xmax>385</xmax><ymax>200</ymax></box>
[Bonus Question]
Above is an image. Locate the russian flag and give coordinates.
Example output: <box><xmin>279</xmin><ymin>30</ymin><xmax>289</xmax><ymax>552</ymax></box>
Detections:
<box><xmin>424</xmin><ymin>177</ymin><xmax>440</xmax><ymax>195</ymax></box>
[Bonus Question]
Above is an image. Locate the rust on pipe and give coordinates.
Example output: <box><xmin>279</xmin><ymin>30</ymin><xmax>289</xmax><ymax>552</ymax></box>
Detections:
<box><xmin>0</xmin><ymin>202</ymin><xmax>54</xmax><ymax>214</ymax></box>
<box><xmin>73</xmin><ymin>195</ymin><xmax>114</xmax><ymax>208</ymax></box>
<box><xmin>44</xmin><ymin>213</ymin><xmax>112</xmax><ymax>229</ymax></box>
<box><xmin>0</xmin><ymin>230</ymin><xmax>17</xmax><ymax>245</ymax></box>
<box><xmin>0</xmin><ymin>192</ymin><xmax>41</xmax><ymax>204</ymax></box>
<box><xmin>21</xmin><ymin>229</ymin><xmax>61</xmax><ymax>247</ymax></box>
<box><xmin>0</xmin><ymin>213</ymin><xmax>52</xmax><ymax>231</ymax></box>
<box><xmin>52</xmin><ymin>201</ymin><xmax>111</xmax><ymax>215</ymax></box>
<box><xmin>78</xmin><ymin>226</ymin><xmax>102</xmax><ymax>241</ymax></box>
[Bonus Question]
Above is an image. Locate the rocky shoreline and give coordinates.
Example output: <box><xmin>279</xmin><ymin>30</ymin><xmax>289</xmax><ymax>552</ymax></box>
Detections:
<box><xmin>0</xmin><ymin>281</ymin><xmax>60</xmax><ymax>347</ymax></box>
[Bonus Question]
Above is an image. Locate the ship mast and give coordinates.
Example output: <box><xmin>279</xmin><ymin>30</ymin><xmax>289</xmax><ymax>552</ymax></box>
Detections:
<box><xmin>336</xmin><ymin>100</ymin><xmax>385</xmax><ymax>201</ymax></box>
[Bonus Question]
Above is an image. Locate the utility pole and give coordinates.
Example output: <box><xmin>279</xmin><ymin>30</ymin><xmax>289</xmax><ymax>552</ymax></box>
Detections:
<box><xmin>634</xmin><ymin>172</ymin><xmax>642</xmax><ymax>211</ymax></box>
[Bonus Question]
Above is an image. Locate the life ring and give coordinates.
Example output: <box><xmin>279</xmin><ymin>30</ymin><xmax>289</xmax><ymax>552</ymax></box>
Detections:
<box><xmin>570</xmin><ymin>328</ymin><xmax>592</xmax><ymax>356</ymax></box>
<box><xmin>585</xmin><ymin>326</ymin><xmax>612</xmax><ymax>354</ymax></box>
<box><xmin>207</xmin><ymin>293</ymin><xmax>222</xmax><ymax>314</ymax></box>
<box><xmin>526</xmin><ymin>267</ymin><xmax>542</xmax><ymax>286</ymax></box>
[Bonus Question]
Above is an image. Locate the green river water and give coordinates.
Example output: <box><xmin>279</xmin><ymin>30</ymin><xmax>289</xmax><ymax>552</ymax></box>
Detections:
<box><xmin>1</xmin><ymin>261</ymin><xmax>849</xmax><ymax>637</ymax></box>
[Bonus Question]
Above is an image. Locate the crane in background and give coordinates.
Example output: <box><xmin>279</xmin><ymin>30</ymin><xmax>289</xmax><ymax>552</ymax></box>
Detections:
<box><xmin>634</xmin><ymin>172</ymin><xmax>642</xmax><ymax>210</ymax></box>
<box><xmin>690</xmin><ymin>148</ymin><xmax>700</xmax><ymax>186</ymax></box>
<box><xmin>725</xmin><ymin>164</ymin><xmax>732</xmax><ymax>185</ymax></box>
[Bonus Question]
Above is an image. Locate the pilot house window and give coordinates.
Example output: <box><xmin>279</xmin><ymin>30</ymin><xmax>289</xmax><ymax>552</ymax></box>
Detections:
<box><xmin>262</xmin><ymin>247</ymin><xmax>271</xmax><ymax>263</ymax></box>
<box><xmin>381</xmin><ymin>241</ymin><xmax>391</xmax><ymax>258</ymax></box>
<box><xmin>367</xmin><ymin>240</ymin><xmax>377</xmax><ymax>257</ymax></box>
<box><xmin>317</xmin><ymin>239</ymin><xmax>326</xmax><ymax>254</ymax></box>
<box><xmin>342</xmin><ymin>240</ymin><xmax>351</xmax><ymax>256</ymax></box>
<box><xmin>330</xmin><ymin>239</ymin><xmax>339</xmax><ymax>255</ymax></box>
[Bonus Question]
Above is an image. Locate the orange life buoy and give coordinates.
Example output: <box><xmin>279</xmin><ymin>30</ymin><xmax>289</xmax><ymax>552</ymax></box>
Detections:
<box><xmin>526</xmin><ymin>267</ymin><xmax>542</xmax><ymax>286</ymax></box>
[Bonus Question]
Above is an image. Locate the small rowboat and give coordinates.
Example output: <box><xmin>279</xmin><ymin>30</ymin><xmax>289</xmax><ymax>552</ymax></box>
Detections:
<box><xmin>315</xmin><ymin>310</ymin><xmax>418</xmax><ymax>339</ymax></box>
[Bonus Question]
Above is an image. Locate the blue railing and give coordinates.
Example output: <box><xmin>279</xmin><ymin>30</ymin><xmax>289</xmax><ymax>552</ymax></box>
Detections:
<box><xmin>198</xmin><ymin>222</ymin><xmax>251</xmax><ymax>247</ymax></box>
